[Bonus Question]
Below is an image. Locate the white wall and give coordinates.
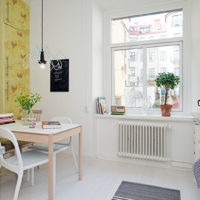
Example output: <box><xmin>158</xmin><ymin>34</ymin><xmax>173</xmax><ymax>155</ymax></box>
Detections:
<box><xmin>191</xmin><ymin>0</ymin><xmax>200</xmax><ymax>113</ymax></box>
<box><xmin>30</xmin><ymin>0</ymin><xmax>95</xmax><ymax>156</ymax></box>
<box><xmin>30</xmin><ymin>0</ymin><xmax>200</xmax><ymax>165</ymax></box>
<box><xmin>94</xmin><ymin>0</ymin><xmax>197</xmax><ymax>169</ymax></box>
<box><xmin>92</xmin><ymin>1</ymin><xmax>104</xmax><ymax>154</ymax></box>
<box><xmin>95</xmin><ymin>116</ymin><xmax>194</xmax><ymax>168</ymax></box>
<box><xmin>92</xmin><ymin>1</ymin><xmax>103</xmax><ymax>102</ymax></box>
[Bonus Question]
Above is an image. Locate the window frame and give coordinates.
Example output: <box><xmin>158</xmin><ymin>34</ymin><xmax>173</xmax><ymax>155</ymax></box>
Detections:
<box><xmin>103</xmin><ymin>1</ymin><xmax>192</xmax><ymax>115</ymax></box>
<box><xmin>111</xmin><ymin>40</ymin><xmax>183</xmax><ymax>111</ymax></box>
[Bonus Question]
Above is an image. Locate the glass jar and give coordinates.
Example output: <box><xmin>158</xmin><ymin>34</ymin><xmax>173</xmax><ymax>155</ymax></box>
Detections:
<box><xmin>21</xmin><ymin>110</ymin><xmax>33</xmax><ymax>125</ymax></box>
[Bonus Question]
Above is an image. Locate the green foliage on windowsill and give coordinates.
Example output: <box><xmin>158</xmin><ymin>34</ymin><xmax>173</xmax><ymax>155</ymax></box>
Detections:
<box><xmin>155</xmin><ymin>72</ymin><xmax>180</xmax><ymax>105</ymax></box>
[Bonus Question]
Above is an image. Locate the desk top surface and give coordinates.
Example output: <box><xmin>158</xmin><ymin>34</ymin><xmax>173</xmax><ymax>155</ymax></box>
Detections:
<box><xmin>1</xmin><ymin>121</ymin><xmax>81</xmax><ymax>135</ymax></box>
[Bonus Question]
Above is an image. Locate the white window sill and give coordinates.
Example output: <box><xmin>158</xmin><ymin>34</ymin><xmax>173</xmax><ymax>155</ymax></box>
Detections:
<box><xmin>95</xmin><ymin>113</ymin><xmax>194</xmax><ymax>122</ymax></box>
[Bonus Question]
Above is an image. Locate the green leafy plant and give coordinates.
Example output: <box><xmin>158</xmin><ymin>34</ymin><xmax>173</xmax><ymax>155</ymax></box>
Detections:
<box><xmin>155</xmin><ymin>72</ymin><xmax>180</xmax><ymax>105</ymax></box>
<box><xmin>15</xmin><ymin>93</ymin><xmax>41</xmax><ymax>114</ymax></box>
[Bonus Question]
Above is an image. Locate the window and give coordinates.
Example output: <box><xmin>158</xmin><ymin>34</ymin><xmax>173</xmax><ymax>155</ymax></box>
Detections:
<box><xmin>160</xmin><ymin>67</ymin><xmax>167</xmax><ymax>73</ymax></box>
<box><xmin>174</xmin><ymin>67</ymin><xmax>180</xmax><ymax>76</ymax></box>
<box><xmin>173</xmin><ymin>50</ymin><xmax>180</xmax><ymax>62</ymax></box>
<box><xmin>149</xmin><ymin>68</ymin><xmax>156</xmax><ymax>79</ymax></box>
<box><xmin>139</xmin><ymin>26</ymin><xmax>150</xmax><ymax>34</ymax></box>
<box><xmin>114</xmin><ymin>49</ymin><xmax>143</xmax><ymax>107</ymax></box>
<box><xmin>111</xmin><ymin>10</ymin><xmax>183</xmax><ymax>43</ymax></box>
<box><xmin>160</xmin><ymin>51</ymin><xmax>167</xmax><ymax>61</ymax></box>
<box><xmin>155</xmin><ymin>19</ymin><xmax>161</xmax><ymax>30</ymax></box>
<box><xmin>111</xmin><ymin>10</ymin><xmax>183</xmax><ymax>110</ymax></box>
<box><xmin>130</xmin><ymin>52</ymin><xmax>137</xmax><ymax>62</ymax></box>
<box><xmin>172</xmin><ymin>14</ymin><xmax>182</xmax><ymax>27</ymax></box>
<box><xmin>149</xmin><ymin>52</ymin><xmax>155</xmax><ymax>62</ymax></box>
<box><xmin>147</xmin><ymin>45</ymin><xmax>181</xmax><ymax>108</ymax></box>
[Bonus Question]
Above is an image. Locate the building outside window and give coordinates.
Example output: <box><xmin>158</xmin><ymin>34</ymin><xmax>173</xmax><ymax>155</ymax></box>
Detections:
<box><xmin>130</xmin><ymin>52</ymin><xmax>137</xmax><ymax>62</ymax></box>
<box><xmin>139</xmin><ymin>26</ymin><xmax>150</xmax><ymax>34</ymax></box>
<box><xmin>111</xmin><ymin>9</ymin><xmax>183</xmax><ymax>110</ymax></box>
<box><xmin>173</xmin><ymin>50</ymin><xmax>180</xmax><ymax>62</ymax></box>
<box><xmin>174</xmin><ymin>67</ymin><xmax>180</xmax><ymax>76</ymax></box>
<box><xmin>172</xmin><ymin>14</ymin><xmax>182</xmax><ymax>27</ymax></box>
<box><xmin>149</xmin><ymin>52</ymin><xmax>155</xmax><ymax>62</ymax></box>
<box><xmin>160</xmin><ymin>51</ymin><xmax>167</xmax><ymax>61</ymax></box>
<box><xmin>149</xmin><ymin>68</ymin><xmax>156</xmax><ymax>79</ymax></box>
<box><xmin>160</xmin><ymin>67</ymin><xmax>167</xmax><ymax>73</ymax></box>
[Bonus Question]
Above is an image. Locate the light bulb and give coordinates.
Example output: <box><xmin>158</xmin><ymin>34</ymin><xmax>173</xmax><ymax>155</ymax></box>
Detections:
<box><xmin>40</xmin><ymin>63</ymin><xmax>46</xmax><ymax>69</ymax></box>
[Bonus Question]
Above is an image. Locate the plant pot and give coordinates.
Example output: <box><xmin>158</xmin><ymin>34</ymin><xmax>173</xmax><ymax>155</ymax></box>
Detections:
<box><xmin>160</xmin><ymin>105</ymin><xmax>173</xmax><ymax>117</ymax></box>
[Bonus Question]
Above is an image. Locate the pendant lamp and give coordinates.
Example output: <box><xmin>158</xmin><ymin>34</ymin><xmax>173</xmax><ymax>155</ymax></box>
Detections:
<box><xmin>38</xmin><ymin>0</ymin><xmax>46</xmax><ymax>69</ymax></box>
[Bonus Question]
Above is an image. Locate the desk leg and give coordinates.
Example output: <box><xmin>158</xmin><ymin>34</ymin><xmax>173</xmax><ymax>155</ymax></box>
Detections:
<box><xmin>48</xmin><ymin>135</ymin><xmax>54</xmax><ymax>200</ymax></box>
<box><xmin>79</xmin><ymin>126</ymin><xmax>82</xmax><ymax>180</ymax></box>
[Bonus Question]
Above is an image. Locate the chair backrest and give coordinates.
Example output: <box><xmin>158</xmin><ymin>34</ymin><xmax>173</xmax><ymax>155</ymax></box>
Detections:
<box><xmin>0</xmin><ymin>128</ymin><xmax>23</xmax><ymax>172</ymax></box>
<box><xmin>32</xmin><ymin>110</ymin><xmax>42</xmax><ymax>122</ymax></box>
<box><xmin>51</xmin><ymin>116</ymin><xmax>72</xmax><ymax>124</ymax></box>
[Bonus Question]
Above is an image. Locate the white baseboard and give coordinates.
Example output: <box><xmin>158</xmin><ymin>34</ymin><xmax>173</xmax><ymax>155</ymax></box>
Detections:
<box><xmin>96</xmin><ymin>153</ymin><xmax>193</xmax><ymax>171</ymax></box>
<box><xmin>171</xmin><ymin>161</ymin><xmax>193</xmax><ymax>169</ymax></box>
<box><xmin>59</xmin><ymin>150</ymin><xmax>193</xmax><ymax>170</ymax></box>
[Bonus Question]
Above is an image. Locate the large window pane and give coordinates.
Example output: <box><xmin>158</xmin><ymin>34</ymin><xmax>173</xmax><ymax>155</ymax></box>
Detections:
<box><xmin>147</xmin><ymin>45</ymin><xmax>181</xmax><ymax>109</ymax></box>
<box><xmin>112</xmin><ymin>10</ymin><xmax>183</xmax><ymax>44</ymax></box>
<box><xmin>114</xmin><ymin>49</ymin><xmax>143</xmax><ymax>108</ymax></box>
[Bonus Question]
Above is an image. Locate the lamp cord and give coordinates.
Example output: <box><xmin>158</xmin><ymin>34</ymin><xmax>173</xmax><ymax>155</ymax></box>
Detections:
<box><xmin>41</xmin><ymin>0</ymin><xmax>44</xmax><ymax>51</ymax></box>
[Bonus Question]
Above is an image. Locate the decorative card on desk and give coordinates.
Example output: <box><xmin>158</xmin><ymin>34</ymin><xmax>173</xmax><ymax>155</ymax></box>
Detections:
<box><xmin>42</xmin><ymin>121</ymin><xmax>61</xmax><ymax>129</ymax></box>
<box><xmin>50</xmin><ymin>59</ymin><xmax>69</xmax><ymax>92</ymax></box>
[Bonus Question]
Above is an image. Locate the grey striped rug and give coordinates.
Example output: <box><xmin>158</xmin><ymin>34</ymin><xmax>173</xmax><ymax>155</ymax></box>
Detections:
<box><xmin>112</xmin><ymin>181</ymin><xmax>181</xmax><ymax>200</ymax></box>
<box><xmin>193</xmin><ymin>158</ymin><xmax>200</xmax><ymax>188</ymax></box>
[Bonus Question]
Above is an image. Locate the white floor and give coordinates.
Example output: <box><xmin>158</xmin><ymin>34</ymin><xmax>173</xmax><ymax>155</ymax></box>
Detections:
<box><xmin>0</xmin><ymin>153</ymin><xmax>200</xmax><ymax>200</ymax></box>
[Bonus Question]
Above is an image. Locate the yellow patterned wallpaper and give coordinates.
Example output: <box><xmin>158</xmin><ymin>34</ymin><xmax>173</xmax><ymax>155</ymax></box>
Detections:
<box><xmin>2</xmin><ymin>0</ymin><xmax>30</xmax><ymax>119</ymax></box>
<box><xmin>0</xmin><ymin>1</ymin><xmax>3</xmax><ymax>114</ymax></box>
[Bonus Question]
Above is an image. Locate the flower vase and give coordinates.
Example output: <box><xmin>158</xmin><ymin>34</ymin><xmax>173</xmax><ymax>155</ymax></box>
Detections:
<box><xmin>21</xmin><ymin>110</ymin><xmax>32</xmax><ymax>125</ymax></box>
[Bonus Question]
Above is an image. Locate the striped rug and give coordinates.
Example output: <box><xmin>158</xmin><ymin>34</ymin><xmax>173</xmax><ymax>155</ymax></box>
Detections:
<box><xmin>112</xmin><ymin>181</ymin><xmax>181</xmax><ymax>200</ymax></box>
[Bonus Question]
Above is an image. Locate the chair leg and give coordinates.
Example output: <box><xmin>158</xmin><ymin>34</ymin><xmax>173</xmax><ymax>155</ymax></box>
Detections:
<box><xmin>70</xmin><ymin>137</ymin><xmax>78</xmax><ymax>172</ymax></box>
<box><xmin>53</xmin><ymin>155</ymin><xmax>56</xmax><ymax>196</ymax></box>
<box><xmin>31</xmin><ymin>168</ymin><xmax>34</xmax><ymax>186</ymax></box>
<box><xmin>27</xmin><ymin>169</ymin><xmax>30</xmax><ymax>183</ymax></box>
<box><xmin>13</xmin><ymin>172</ymin><xmax>23</xmax><ymax>200</ymax></box>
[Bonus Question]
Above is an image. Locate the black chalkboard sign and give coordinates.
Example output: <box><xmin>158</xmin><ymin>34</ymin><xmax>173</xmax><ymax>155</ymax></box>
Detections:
<box><xmin>50</xmin><ymin>59</ymin><xmax>69</xmax><ymax>92</ymax></box>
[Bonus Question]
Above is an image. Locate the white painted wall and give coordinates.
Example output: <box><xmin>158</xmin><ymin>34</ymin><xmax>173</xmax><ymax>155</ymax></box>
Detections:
<box><xmin>92</xmin><ymin>1</ymin><xmax>103</xmax><ymax>103</ymax></box>
<box><xmin>92</xmin><ymin>1</ymin><xmax>104</xmax><ymax>154</ymax></box>
<box><xmin>94</xmin><ymin>0</ymin><xmax>197</xmax><ymax>168</ymax></box>
<box><xmin>191</xmin><ymin>0</ymin><xmax>200</xmax><ymax>112</ymax></box>
<box><xmin>95</xmin><ymin>116</ymin><xmax>194</xmax><ymax>168</ymax></box>
<box><xmin>30</xmin><ymin>0</ymin><xmax>200</xmax><ymax>167</ymax></box>
<box><xmin>30</xmin><ymin>0</ymin><xmax>95</xmax><ymax>156</ymax></box>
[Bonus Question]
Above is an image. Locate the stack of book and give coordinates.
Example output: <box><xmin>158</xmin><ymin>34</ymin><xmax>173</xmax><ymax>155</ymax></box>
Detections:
<box><xmin>96</xmin><ymin>97</ymin><xmax>107</xmax><ymax>114</ymax></box>
<box><xmin>0</xmin><ymin>113</ymin><xmax>15</xmax><ymax>125</ymax></box>
<box><xmin>42</xmin><ymin>121</ymin><xmax>61</xmax><ymax>129</ymax></box>
<box><xmin>111</xmin><ymin>106</ymin><xmax>126</xmax><ymax>115</ymax></box>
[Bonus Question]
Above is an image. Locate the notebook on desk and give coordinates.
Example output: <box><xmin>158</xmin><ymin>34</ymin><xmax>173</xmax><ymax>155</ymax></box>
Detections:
<box><xmin>42</xmin><ymin>121</ymin><xmax>61</xmax><ymax>129</ymax></box>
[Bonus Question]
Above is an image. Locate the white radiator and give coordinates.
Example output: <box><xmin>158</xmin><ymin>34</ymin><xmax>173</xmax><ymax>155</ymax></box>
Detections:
<box><xmin>118</xmin><ymin>121</ymin><xmax>168</xmax><ymax>161</ymax></box>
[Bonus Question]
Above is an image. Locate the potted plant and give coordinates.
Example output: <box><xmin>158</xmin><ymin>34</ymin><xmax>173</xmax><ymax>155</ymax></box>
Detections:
<box><xmin>155</xmin><ymin>72</ymin><xmax>180</xmax><ymax>117</ymax></box>
<box><xmin>15</xmin><ymin>93</ymin><xmax>41</xmax><ymax>124</ymax></box>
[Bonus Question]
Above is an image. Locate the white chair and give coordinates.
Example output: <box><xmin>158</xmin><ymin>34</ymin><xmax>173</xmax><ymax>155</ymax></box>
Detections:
<box><xmin>0</xmin><ymin>128</ymin><xmax>48</xmax><ymax>200</ymax></box>
<box><xmin>30</xmin><ymin>116</ymin><xmax>78</xmax><ymax>193</ymax></box>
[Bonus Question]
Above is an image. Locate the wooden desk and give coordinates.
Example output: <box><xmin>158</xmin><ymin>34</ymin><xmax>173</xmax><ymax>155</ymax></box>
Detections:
<box><xmin>2</xmin><ymin>121</ymin><xmax>82</xmax><ymax>200</ymax></box>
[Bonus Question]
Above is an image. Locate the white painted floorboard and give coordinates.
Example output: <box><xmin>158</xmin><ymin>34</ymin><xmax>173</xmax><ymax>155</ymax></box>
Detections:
<box><xmin>0</xmin><ymin>153</ymin><xmax>200</xmax><ymax>200</ymax></box>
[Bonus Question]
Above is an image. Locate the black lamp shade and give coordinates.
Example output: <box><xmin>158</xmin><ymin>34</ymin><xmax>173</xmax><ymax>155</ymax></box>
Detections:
<box><xmin>38</xmin><ymin>50</ymin><xmax>47</xmax><ymax>64</ymax></box>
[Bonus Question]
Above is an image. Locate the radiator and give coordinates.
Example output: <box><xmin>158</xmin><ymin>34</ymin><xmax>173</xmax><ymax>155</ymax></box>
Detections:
<box><xmin>118</xmin><ymin>121</ymin><xmax>168</xmax><ymax>161</ymax></box>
